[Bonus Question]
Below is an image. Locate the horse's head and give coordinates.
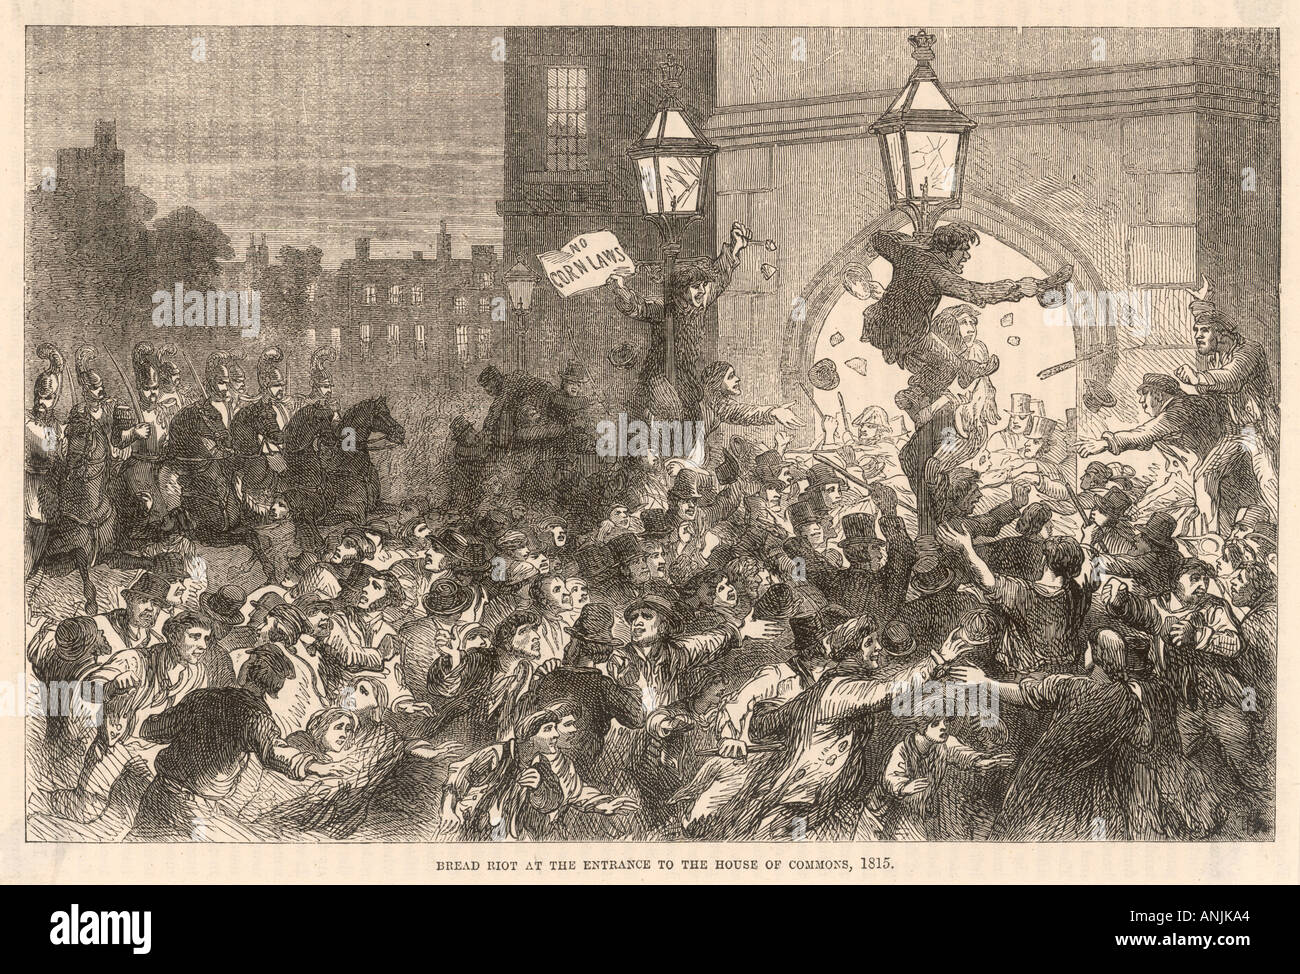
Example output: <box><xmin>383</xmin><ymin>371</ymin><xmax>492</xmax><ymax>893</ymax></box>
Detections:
<box><xmin>369</xmin><ymin>396</ymin><xmax>405</xmax><ymax>446</ymax></box>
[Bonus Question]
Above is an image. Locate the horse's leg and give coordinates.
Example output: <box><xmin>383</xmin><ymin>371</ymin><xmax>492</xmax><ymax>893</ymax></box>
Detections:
<box><xmin>72</xmin><ymin>525</ymin><xmax>99</xmax><ymax>615</ymax></box>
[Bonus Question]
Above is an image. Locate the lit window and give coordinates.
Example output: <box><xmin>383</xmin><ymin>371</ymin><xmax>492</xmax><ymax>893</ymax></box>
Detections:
<box><xmin>454</xmin><ymin>296</ymin><xmax>469</xmax><ymax>314</ymax></box>
<box><xmin>306</xmin><ymin>282</ymin><xmax>317</xmax><ymax>303</ymax></box>
<box><xmin>389</xmin><ymin>284</ymin><xmax>401</xmax><ymax>305</ymax></box>
<box><xmin>415</xmin><ymin>322</ymin><xmax>426</xmax><ymax>344</ymax></box>
<box><xmin>363</xmin><ymin>284</ymin><xmax>376</xmax><ymax>304</ymax></box>
<box><xmin>547</xmin><ymin>66</ymin><xmax>588</xmax><ymax>171</ymax></box>
<box><xmin>481</xmin><ymin>271</ymin><xmax>492</xmax><ymax>289</ymax></box>
<box><xmin>455</xmin><ymin>323</ymin><xmax>470</xmax><ymax>363</ymax></box>
<box><xmin>412</xmin><ymin>284</ymin><xmax>424</xmax><ymax>305</ymax></box>
<box><xmin>387</xmin><ymin>322</ymin><xmax>400</xmax><ymax>344</ymax></box>
<box><xmin>477</xmin><ymin>323</ymin><xmax>491</xmax><ymax>360</ymax></box>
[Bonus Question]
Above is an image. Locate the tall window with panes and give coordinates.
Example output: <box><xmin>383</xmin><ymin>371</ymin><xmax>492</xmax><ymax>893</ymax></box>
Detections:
<box><xmin>547</xmin><ymin>67</ymin><xmax>588</xmax><ymax>172</ymax></box>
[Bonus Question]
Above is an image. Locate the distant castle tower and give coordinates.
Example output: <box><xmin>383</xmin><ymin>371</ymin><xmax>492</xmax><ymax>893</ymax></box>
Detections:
<box><xmin>55</xmin><ymin>118</ymin><xmax>126</xmax><ymax>205</ymax></box>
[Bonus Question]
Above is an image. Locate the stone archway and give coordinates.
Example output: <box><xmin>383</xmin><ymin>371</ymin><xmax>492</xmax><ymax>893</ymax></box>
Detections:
<box><xmin>780</xmin><ymin>191</ymin><xmax>1110</xmax><ymax>413</ymax></box>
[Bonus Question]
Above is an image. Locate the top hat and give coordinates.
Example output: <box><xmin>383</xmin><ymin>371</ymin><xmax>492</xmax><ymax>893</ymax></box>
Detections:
<box><xmin>123</xmin><ymin>571</ymin><xmax>174</xmax><ymax>606</ymax></box>
<box><xmin>1025</xmin><ymin>415</ymin><xmax>1058</xmax><ymax>441</ymax></box>
<box><xmin>881</xmin><ymin>620</ymin><xmax>916</xmax><ymax>657</ymax></box>
<box><xmin>455</xmin><ymin>540</ymin><xmax>495</xmax><ymax>576</ymax></box>
<box><xmin>788</xmin><ymin>500</ymin><xmax>821</xmax><ymax>532</ymax></box>
<box><xmin>1096</xmin><ymin>487</ymin><xmax>1132</xmax><ymax>516</ymax></box>
<box><xmin>198</xmin><ymin>584</ymin><xmax>248</xmax><ymax>627</ymax></box>
<box><xmin>573</xmin><ymin>543</ymin><xmax>615</xmax><ymax>580</ymax></box>
<box><xmin>667</xmin><ymin>469</ymin><xmax>707</xmax><ymax>502</ymax></box>
<box><xmin>1137</xmin><ymin>512</ymin><xmax>1178</xmax><ymax>546</ymax></box>
<box><xmin>806</xmin><ymin>462</ymin><xmax>846</xmax><ymax>490</ymax></box>
<box><xmin>605</xmin><ymin>532</ymin><xmax>645</xmax><ymax>566</ymax></box>
<box><xmin>640</xmin><ymin>508</ymin><xmax>676</xmax><ymax>541</ymax></box>
<box><xmin>423</xmin><ymin>578</ymin><xmax>475</xmax><ymax>617</ymax></box>
<box><xmin>840</xmin><ymin>513</ymin><xmax>878</xmax><ymax>546</ymax></box>
<box><xmin>1008</xmin><ymin>393</ymin><xmax>1032</xmax><ymax>415</ymax></box>
<box><xmin>790</xmin><ymin>604</ymin><xmax>851</xmax><ymax>655</ymax></box>
<box><xmin>1030</xmin><ymin>399</ymin><xmax>1046</xmax><ymax>418</ymax></box>
<box><xmin>564</xmin><ymin>603</ymin><xmax>619</xmax><ymax>645</ymax></box>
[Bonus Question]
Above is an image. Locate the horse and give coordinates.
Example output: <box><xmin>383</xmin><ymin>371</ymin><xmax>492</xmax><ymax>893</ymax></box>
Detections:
<box><xmin>282</xmin><ymin>402</ymin><xmax>342</xmax><ymax>555</ymax></box>
<box><xmin>331</xmin><ymin>397</ymin><xmax>406</xmax><ymax>523</ymax></box>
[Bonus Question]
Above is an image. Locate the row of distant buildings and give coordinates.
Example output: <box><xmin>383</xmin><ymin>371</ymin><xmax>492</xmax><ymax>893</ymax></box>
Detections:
<box><xmin>36</xmin><ymin>119</ymin><xmax>513</xmax><ymax>394</ymax></box>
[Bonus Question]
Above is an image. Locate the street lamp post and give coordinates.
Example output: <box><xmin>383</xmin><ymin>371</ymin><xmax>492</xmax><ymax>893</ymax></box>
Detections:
<box><xmin>868</xmin><ymin>28</ymin><xmax>976</xmax><ymax>244</ymax></box>
<box><xmin>627</xmin><ymin>54</ymin><xmax>718</xmax><ymax>392</ymax></box>
<box><xmin>505</xmin><ymin>257</ymin><xmax>538</xmax><ymax>372</ymax></box>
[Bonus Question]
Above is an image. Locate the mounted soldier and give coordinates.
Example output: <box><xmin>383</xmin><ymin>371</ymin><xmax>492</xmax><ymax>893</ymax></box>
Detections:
<box><xmin>297</xmin><ymin>346</ymin><xmax>340</xmax><ymax>425</ymax></box>
<box><xmin>231</xmin><ymin>346</ymin><xmax>292</xmax><ymax>514</ymax></box>
<box><xmin>166</xmin><ymin>354</ymin><xmax>241</xmax><ymax>540</ymax></box>
<box><xmin>110</xmin><ymin>342</ymin><xmax>182</xmax><ymax>551</ymax></box>
<box><xmin>49</xmin><ymin>345</ymin><xmax>118</xmax><ymax>612</ymax></box>
<box><xmin>26</xmin><ymin>345</ymin><xmax>66</xmax><ymax>594</ymax></box>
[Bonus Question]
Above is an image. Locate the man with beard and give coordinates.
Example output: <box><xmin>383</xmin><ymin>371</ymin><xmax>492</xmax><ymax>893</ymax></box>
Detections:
<box><xmin>607</xmin><ymin>221</ymin><xmax>753</xmax><ymax>423</ymax></box>
<box><xmin>525</xmin><ymin>603</ymin><xmax>643</xmax><ymax>779</ymax></box>
<box><xmin>727</xmin><ymin>611</ymin><xmax>984</xmax><ymax>840</ymax></box>
<box><xmin>88</xmin><ymin>570</ymin><xmax>172</xmax><ymax>661</ymax></box>
<box><xmin>600</xmin><ymin>594</ymin><xmax>782</xmax><ymax>829</ymax></box>
<box><xmin>42</xmin><ymin>610</ymin><xmax>214</xmax><ymax>824</ymax></box>
<box><xmin>1076</xmin><ymin>373</ymin><xmax>1221</xmax><ymax>531</ymax></box>
<box><xmin>698</xmin><ymin>360</ymin><xmax>804</xmax><ymax>467</ymax></box>
<box><xmin>1107</xmin><ymin>559</ymin><xmax>1269</xmax><ymax>817</ymax></box>
<box><xmin>1176</xmin><ymin>297</ymin><xmax>1279</xmax><ymax>530</ymax></box>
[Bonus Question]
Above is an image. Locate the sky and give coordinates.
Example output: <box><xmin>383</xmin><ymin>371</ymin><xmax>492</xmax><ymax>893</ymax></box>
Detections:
<box><xmin>26</xmin><ymin>26</ymin><xmax>505</xmax><ymax>268</ymax></box>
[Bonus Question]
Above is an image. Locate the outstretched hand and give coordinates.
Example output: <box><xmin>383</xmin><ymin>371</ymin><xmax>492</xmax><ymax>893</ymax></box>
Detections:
<box><xmin>773</xmin><ymin>403</ymin><xmax>806</xmax><ymax>430</ymax></box>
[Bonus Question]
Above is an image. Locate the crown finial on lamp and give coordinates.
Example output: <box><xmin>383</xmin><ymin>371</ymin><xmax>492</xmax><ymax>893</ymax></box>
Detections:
<box><xmin>908</xmin><ymin>28</ymin><xmax>937</xmax><ymax>65</ymax></box>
